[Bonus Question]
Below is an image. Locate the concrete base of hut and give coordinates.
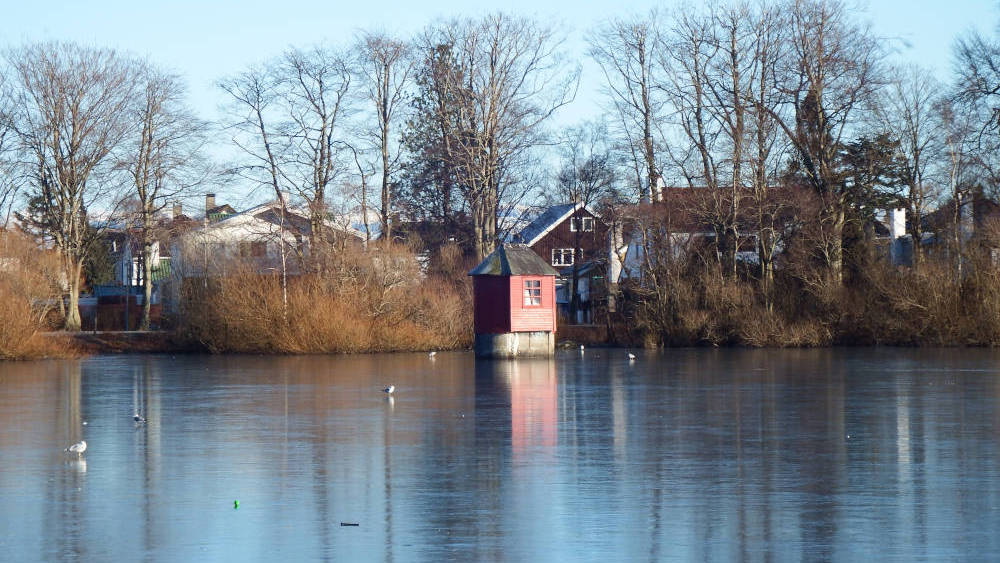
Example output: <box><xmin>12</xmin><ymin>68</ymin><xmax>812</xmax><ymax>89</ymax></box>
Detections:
<box><xmin>474</xmin><ymin>331</ymin><xmax>555</xmax><ymax>358</ymax></box>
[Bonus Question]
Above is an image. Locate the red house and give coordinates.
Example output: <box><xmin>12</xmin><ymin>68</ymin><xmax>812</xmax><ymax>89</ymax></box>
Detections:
<box><xmin>469</xmin><ymin>243</ymin><xmax>559</xmax><ymax>358</ymax></box>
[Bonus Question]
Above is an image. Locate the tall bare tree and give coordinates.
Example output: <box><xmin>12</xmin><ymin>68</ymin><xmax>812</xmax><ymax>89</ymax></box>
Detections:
<box><xmin>278</xmin><ymin>45</ymin><xmax>352</xmax><ymax>251</ymax></box>
<box><xmin>0</xmin><ymin>68</ymin><xmax>20</xmax><ymax>227</ymax></box>
<box><xmin>874</xmin><ymin>65</ymin><xmax>944</xmax><ymax>270</ymax></box>
<box><xmin>663</xmin><ymin>5</ymin><xmax>741</xmax><ymax>275</ymax></box>
<box><xmin>124</xmin><ymin>62</ymin><xmax>210</xmax><ymax>330</ymax></box>
<box><xmin>743</xmin><ymin>1</ymin><xmax>788</xmax><ymax>302</ymax></box>
<box><xmin>588</xmin><ymin>11</ymin><xmax>665</xmax><ymax>202</ymax></box>
<box><xmin>218</xmin><ymin>65</ymin><xmax>292</xmax><ymax>311</ymax></box>
<box><xmin>954</xmin><ymin>28</ymin><xmax>1000</xmax><ymax>141</ymax></box>
<box><xmin>555</xmin><ymin>120</ymin><xmax>619</xmax><ymax>321</ymax></box>
<box><xmin>417</xmin><ymin>13</ymin><xmax>579</xmax><ymax>260</ymax></box>
<box><xmin>764</xmin><ymin>0</ymin><xmax>884</xmax><ymax>286</ymax></box>
<box><xmin>356</xmin><ymin>31</ymin><xmax>414</xmax><ymax>242</ymax></box>
<box><xmin>7</xmin><ymin>42</ymin><xmax>137</xmax><ymax>330</ymax></box>
<box><xmin>220</xmin><ymin>46</ymin><xmax>352</xmax><ymax>305</ymax></box>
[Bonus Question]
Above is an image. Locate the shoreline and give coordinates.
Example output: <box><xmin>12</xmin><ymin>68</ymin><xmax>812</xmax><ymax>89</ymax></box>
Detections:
<box><xmin>23</xmin><ymin>329</ymin><xmax>989</xmax><ymax>359</ymax></box>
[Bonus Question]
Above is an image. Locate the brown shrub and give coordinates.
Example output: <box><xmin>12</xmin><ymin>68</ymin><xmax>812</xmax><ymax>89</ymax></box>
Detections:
<box><xmin>0</xmin><ymin>231</ymin><xmax>72</xmax><ymax>359</ymax></box>
<box><xmin>176</xmin><ymin>242</ymin><xmax>472</xmax><ymax>354</ymax></box>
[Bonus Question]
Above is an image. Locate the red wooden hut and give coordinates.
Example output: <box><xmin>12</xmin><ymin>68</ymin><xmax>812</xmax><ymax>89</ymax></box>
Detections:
<box><xmin>469</xmin><ymin>243</ymin><xmax>559</xmax><ymax>358</ymax></box>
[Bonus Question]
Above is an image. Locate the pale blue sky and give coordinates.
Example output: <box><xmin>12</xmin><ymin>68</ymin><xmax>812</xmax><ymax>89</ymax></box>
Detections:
<box><xmin>3</xmin><ymin>0</ymin><xmax>995</xmax><ymax>126</ymax></box>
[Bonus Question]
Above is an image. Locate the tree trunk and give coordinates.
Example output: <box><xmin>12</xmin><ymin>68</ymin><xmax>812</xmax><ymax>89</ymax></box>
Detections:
<box><xmin>828</xmin><ymin>206</ymin><xmax>845</xmax><ymax>287</ymax></box>
<box><xmin>140</xmin><ymin>240</ymin><xmax>153</xmax><ymax>331</ymax></box>
<box><xmin>381</xmin><ymin>128</ymin><xmax>391</xmax><ymax>241</ymax></box>
<box><xmin>64</xmin><ymin>260</ymin><xmax>83</xmax><ymax>331</ymax></box>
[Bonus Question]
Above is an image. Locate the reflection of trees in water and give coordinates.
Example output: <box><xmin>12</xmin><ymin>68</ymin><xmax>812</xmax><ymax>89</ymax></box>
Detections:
<box><xmin>6</xmin><ymin>350</ymin><xmax>1000</xmax><ymax>559</ymax></box>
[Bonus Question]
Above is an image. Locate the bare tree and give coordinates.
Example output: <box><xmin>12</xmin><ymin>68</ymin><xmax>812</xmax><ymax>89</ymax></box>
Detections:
<box><xmin>417</xmin><ymin>13</ymin><xmax>579</xmax><ymax>260</ymax></box>
<box><xmin>218</xmin><ymin>65</ymin><xmax>293</xmax><ymax>312</ymax></box>
<box><xmin>954</xmin><ymin>29</ymin><xmax>1000</xmax><ymax>141</ymax></box>
<box><xmin>938</xmin><ymin>98</ymin><xmax>978</xmax><ymax>283</ymax></box>
<box><xmin>763</xmin><ymin>0</ymin><xmax>884</xmax><ymax>286</ymax></box>
<box><xmin>7</xmin><ymin>42</ymin><xmax>137</xmax><ymax>330</ymax></box>
<box><xmin>0</xmin><ymin>68</ymin><xmax>19</xmax><ymax>228</ymax></box>
<box><xmin>278</xmin><ymin>45</ymin><xmax>353</xmax><ymax>251</ymax></box>
<box><xmin>662</xmin><ymin>5</ymin><xmax>740</xmax><ymax>276</ymax></box>
<box><xmin>555</xmin><ymin>120</ymin><xmax>619</xmax><ymax>321</ymax></box>
<box><xmin>356</xmin><ymin>31</ymin><xmax>414</xmax><ymax>242</ymax></box>
<box><xmin>588</xmin><ymin>11</ymin><xmax>665</xmax><ymax>202</ymax></box>
<box><xmin>743</xmin><ymin>1</ymin><xmax>789</xmax><ymax>302</ymax></box>
<box><xmin>123</xmin><ymin>62</ymin><xmax>210</xmax><ymax>330</ymax></box>
<box><xmin>874</xmin><ymin>64</ymin><xmax>945</xmax><ymax>270</ymax></box>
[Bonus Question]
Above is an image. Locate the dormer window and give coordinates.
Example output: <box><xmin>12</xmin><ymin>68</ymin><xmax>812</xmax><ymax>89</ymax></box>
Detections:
<box><xmin>570</xmin><ymin>217</ymin><xmax>594</xmax><ymax>232</ymax></box>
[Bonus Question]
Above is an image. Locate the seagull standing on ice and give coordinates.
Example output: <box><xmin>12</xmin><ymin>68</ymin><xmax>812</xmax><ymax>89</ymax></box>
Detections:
<box><xmin>65</xmin><ymin>440</ymin><xmax>87</xmax><ymax>457</ymax></box>
<box><xmin>383</xmin><ymin>384</ymin><xmax>395</xmax><ymax>394</ymax></box>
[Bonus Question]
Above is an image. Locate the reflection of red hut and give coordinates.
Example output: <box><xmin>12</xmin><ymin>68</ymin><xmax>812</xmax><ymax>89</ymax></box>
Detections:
<box><xmin>469</xmin><ymin>243</ymin><xmax>558</xmax><ymax>358</ymax></box>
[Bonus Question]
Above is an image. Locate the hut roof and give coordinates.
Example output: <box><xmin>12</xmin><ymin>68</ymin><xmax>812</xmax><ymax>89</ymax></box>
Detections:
<box><xmin>469</xmin><ymin>243</ymin><xmax>560</xmax><ymax>276</ymax></box>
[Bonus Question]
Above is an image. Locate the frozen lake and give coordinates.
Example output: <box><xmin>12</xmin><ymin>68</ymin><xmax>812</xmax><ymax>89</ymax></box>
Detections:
<box><xmin>2</xmin><ymin>348</ymin><xmax>1000</xmax><ymax>561</ymax></box>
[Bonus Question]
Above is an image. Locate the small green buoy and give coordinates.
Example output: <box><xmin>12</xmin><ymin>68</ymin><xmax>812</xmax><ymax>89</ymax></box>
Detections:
<box><xmin>234</xmin><ymin>500</ymin><xmax>240</xmax><ymax>509</ymax></box>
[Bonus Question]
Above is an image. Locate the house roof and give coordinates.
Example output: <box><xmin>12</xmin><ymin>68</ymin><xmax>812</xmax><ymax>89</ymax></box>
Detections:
<box><xmin>254</xmin><ymin>207</ymin><xmax>312</xmax><ymax>235</ymax></box>
<box><xmin>469</xmin><ymin>243</ymin><xmax>560</xmax><ymax>276</ymax></box>
<box><xmin>513</xmin><ymin>202</ymin><xmax>595</xmax><ymax>247</ymax></box>
<box><xmin>207</xmin><ymin>204</ymin><xmax>237</xmax><ymax>222</ymax></box>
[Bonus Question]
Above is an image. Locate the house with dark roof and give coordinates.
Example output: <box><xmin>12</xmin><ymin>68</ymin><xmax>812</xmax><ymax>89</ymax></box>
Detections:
<box><xmin>511</xmin><ymin>202</ymin><xmax>610</xmax><ymax>324</ymax></box>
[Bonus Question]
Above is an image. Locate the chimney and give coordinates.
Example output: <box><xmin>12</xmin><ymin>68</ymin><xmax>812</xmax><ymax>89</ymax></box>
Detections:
<box><xmin>205</xmin><ymin>193</ymin><xmax>216</xmax><ymax>215</ymax></box>
<box><xmin>172</xmin><ymin>202</ymin><xmax>182</xmax><ymax>220</ymax></box>
<box><xmin>889</xmin><ymin>208</ymin><xmax>906</xmax><ymax>240</ymax></box>
<box><xmin>889</xmin><ymin>208</ymin><xmax>907</xmax><ymax>266</ymax></box>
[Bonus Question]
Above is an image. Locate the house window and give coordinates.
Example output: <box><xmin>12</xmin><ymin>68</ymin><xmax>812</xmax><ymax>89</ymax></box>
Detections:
<box><xmin>239</xmin><ymin>241</ymin><xmax>267</xmax><ymax>257</ymax></box>
<box><xmin>523</xmin><ymin>279</ymin><xmax>542</xmax><ymax>306</ymax></box>
<box><xmin>552</xmin><ymin>248</ymin><xmax>574</xmax><ymax>266</ymax></box>
<box><xmin>570</xmin><ymin>217</ymin><xmax>594</xmax><ymax>232</ymax></box>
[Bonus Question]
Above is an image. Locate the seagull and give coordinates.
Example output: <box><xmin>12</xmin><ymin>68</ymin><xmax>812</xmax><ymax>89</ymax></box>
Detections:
<box><xmin>580</xmin><ymin>345</ymin><xmax>585</xmax><ymax>353</ymax></box>
<box><xmin>133</xmin><ymin>412</ymin><xmax>146</xmax><ymax>424</ymax></box>
<box><xmin>628</xmin><ymin>352</ymin><xmax>636</xmax><ymax>361</ymax></box>
<box><xmin>428</xmin><ymin>351</ymin><xmax>437</xmax><ymax>358</ymax></box>
<box><xmin>65</xmin><ymin>440</ymin><xmax>87</xmax><ymax>457</ymax></box>
<box><xmin>383</xmin><ymin>384</ymin><xmax>395</xmax><ymax>394</ymax></box>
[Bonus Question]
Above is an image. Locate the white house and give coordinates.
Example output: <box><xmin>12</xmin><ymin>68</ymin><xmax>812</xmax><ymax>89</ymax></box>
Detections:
<box><xmin>169</xmin><ymin>194</ymin><xmax>368</xmax><ymax>280</ymax></box>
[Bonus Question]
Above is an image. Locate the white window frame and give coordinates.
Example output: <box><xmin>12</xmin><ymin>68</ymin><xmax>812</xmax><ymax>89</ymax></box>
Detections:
<box><xmin>570</xmin><ymin>216</ymin><xmax>595</xmax><ymax>233</ymax></box>
<box><xmin>552</xmin><ymin>248</ymin><xmax>574</xmax><ymax>266</ymax></box>
<box><xmin>523</xmin><ymin>279</ymin><xmax>542</xmax><ymax>306</ymax></box>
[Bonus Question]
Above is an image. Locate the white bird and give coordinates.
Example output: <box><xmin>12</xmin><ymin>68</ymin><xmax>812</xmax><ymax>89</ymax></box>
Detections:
<box><xmin>580</xmin><ymin>345</ymin><xmax>585</xmax><ymax>352</ymax></box>
<box><xmin>133</xmin><ymin>412</ymin><xmax>146</xmax><ymax>424</ymax></box>
<box><xmin>428</xmin><ymin>351</ymin><xmax>437</xmax><ymax>358</ymax></box>
<box><xmin>628</xmin><ymin>352</ymin><xmax>636</xmax><ymax>361</ymax></box>
<box><xmin>65</xmin><ymin>440</ymin><xmax>87</xmax><ymax>457</ymax></box>
<box><xmin>383</xmin><ymin>385</ymin><xmax>395</xmax><ymax>394</ymax></box>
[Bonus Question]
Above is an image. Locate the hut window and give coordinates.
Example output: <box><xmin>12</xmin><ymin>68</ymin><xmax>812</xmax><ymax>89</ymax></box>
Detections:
<box><xmin>570</xmin><ymin>217</ymin><xmax>594</xmax><ymax>232</ymax></box>
<box><xmin>523</xmin><ymin>279</ymin><xmax>542</xmax><ymax>306</ymax></box>
<box><xmin>552</xmin><ymin>248</ymin><xmax>574</xmax><ymax>266</ymax></box>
